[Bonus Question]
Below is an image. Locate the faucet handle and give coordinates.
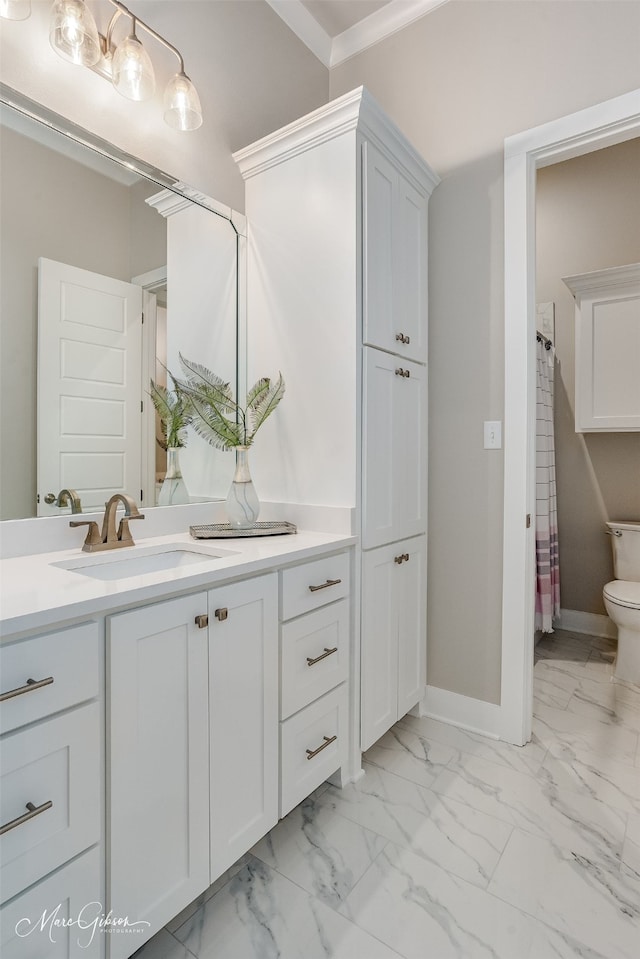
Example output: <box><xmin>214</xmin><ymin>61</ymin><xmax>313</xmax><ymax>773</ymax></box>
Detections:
<box><xmin>69</xmin><ymin>520</ymin><xmax>102</xmax><ymax>551</ymax></box>
<box><xmin>117</xmin><ymin>513</ymin><xmax>145</xmax><ymax>546</ymax></box>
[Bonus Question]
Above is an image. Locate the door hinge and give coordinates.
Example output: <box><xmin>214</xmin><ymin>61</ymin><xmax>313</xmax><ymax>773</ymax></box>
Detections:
<box><xmin>140</xmin><ymin>489</ymin><xmax>143</xmax><ymax>501</ymax></box>
<box><xmin>140</xmin><ymin>400</ymin><xmax>144</xmax><ymax>413</ymax></box>
<box><xmin>526</xmin><ymin>514</ymin><xmax>531</xmax><ymax>528</ymax></box>
<box><xmin>141</xmin><ymin>312</ymin><xmax>144</xmax><ymax>324</ymax></box>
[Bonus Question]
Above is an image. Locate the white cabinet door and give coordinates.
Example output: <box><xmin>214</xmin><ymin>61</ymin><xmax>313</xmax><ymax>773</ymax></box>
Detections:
<box><xmin>209</xmin><ymin>574</ymin><xmax>278</xmax><ymax>880</ymax></box>
<box><xmin>361</xmin><ymin>543</ymin><xmax>398</xmax><ymax>751</ymax></box>
<box><xmin>1</xmin><ymin>847</ymin><xmax>102</xmax><ymax>958</ymax></box>
<box><xmin>395</xmin><ymin>176</ymin><xmax>428</xmax><ymax>364</ymax></box>
<box><xmin>396</xmin><ymin>536</ymin><xmax>427</xmax><ymax>718</ymax></box>
<box><xmin>363</xmin><ymin>143</ymin><xmax>428</xmax><ymax>364</ymax></box>
<box><xmin>361</xmin><ymin>537</ymin><xmax>426</xmax><ymax>751</ymax></box>
<box><xmin>108</xmin><ymin>593</ymin><xmax>210</xmax><ymax>959</ymax></box>
<box><xmin>362</xmin><ymin>349</ymin><xmax>427</xmax><ymax>549</ymax></box>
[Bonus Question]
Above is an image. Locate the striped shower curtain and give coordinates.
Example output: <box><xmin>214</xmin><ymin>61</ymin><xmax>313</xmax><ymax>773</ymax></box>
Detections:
<box><xmin>535</xmin><ymin>337</ymin><xmax>560</xmax><ymax>632</ymax></box>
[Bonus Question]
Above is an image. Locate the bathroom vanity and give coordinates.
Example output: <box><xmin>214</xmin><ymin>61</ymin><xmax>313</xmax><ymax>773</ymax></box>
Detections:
<box><xmin>0</xmin><ymin>526</ymin><xmax>355</xmax><ymax>958</ymax></box>
<box><xmin>0</xmin><ymin>84</ymin><xmax>437</xmax><ymax>959</ymax></box>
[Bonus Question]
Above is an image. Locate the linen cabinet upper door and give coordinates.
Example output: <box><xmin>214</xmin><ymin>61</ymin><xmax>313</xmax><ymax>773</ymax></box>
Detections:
<box><xmin>362</xmin><ymin>142</ymin><xmax>397</xmax><ymax>355</ymax></box>
<box><xmin>395</xmin><ymin>176</ymin><xmax>428</xmax><ymax>364</ymax></box>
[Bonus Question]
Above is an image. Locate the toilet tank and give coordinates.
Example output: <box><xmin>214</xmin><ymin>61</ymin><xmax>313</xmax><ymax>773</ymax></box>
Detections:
<box><xmin>607</xmin><ymin>521</ymin><xmax>640</xmax><ymax>581</ymax></box>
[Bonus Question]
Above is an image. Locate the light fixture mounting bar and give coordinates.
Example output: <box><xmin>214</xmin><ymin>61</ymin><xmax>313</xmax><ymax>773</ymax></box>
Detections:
<box><xmin>103</xmin><ymin>0</ymin><xmax>185</xmax><ymax>73</ymax></box>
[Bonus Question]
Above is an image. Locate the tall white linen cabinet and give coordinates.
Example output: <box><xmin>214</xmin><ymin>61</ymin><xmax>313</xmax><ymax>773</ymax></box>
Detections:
<box><xmin>235</xmin><ymin>88</ymin><xmax>439</xmax><ymax>759</ymax></box>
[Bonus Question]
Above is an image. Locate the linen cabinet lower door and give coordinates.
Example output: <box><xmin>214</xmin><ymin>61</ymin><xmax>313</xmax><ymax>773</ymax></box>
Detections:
<box><xmin>209</xmin><ymin>574</ymin><xmax>278</xmax><ymax>881</ymax></box>
<box><xmin>396</xmin><ymin>536</ymin><xmax>427</xmax><ymax>718</ymax></box>
<box><xmin>108</xmin><ymin>594</ymin><xmax>210</xmax><ymax>959</ymax></box>
<box><xmin>360</xmin><ymin>544</ymin><xmax>398</xmax><ymax>752</ymax></box>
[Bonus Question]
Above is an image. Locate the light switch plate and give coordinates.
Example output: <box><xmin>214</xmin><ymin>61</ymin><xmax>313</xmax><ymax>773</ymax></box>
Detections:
<box><xmin>484</xmin><ymin>420</ymin><xmax>502</xmax><ymax>449</ymax></box>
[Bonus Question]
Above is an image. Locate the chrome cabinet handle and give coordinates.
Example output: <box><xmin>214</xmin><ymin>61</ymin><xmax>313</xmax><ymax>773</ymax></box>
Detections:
<box><xmin>0</xmin><ymin>800</ymin><xmax>53</xmax><ymax>836</ymax></box>
<box><xmin>306</xmin><ymin>735</ymin><xmax>337</xmax><ymax>761</ymax></box>
<box><xmin>395</xmin><ymin>368</ymin><xmax>410</xmax><ymax>378</ymax></box>
<box><xmin>308</xmin><ymin>578</ymin><xmax>342</xmax><ymax>593</ymax></box>
<box><xmin>395</xmin><ymin>333</ymin><xmax>410</xmax><ymax>344</ymax></box>
<box><xmin>306</xmin><ymin>646</ymin><xmax>338</xmax><ymax>667</ymax></box>
<box><xmin>0</xmin><ymin>676</ymin><xmax>54</xmax><ymax>703</ymax></box>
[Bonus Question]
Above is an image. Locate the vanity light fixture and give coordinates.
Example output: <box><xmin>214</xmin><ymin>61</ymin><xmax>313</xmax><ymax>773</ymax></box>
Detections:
<box><xmin>0</xmin><ymin>0</ymin><xmax>31</xmax><ymax>21</ymax></box>
<box><xmin>48</xmin><ymin>0</ymin><xmax>203</xmax><ymax>130</ymax></box>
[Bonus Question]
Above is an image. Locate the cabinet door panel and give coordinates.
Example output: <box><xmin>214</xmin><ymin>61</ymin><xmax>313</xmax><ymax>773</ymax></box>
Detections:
<box><xmin>361</xmin><ymin>544</ymin><xmax>399</xmax><ymax>751</ymax></box>
<box><xmin>362</xmin><ymin>142</ymin><xmax>396</xmax><ymax>354</ymax></box>
<box><xmin>0</xmin><ymin>703</ymin><xmax>100</xmax><ymax>904</ymax></box>
<box><xmin>108</xmin><ymin>593</ymin><xmax>210</xmax><ymax>959</ymax></box>
<box><xmin>396</xmin><ymin>359</ymin><xmax>427</xmax><ymax>540</ymax></box>
<box><xmin>395</xmin><ymin>177</ymin><xmax>428</xmax><ymax>363</ymax></box>
<box><xmin>1</xmin><ymin>847</ymin><xmax>102</xmax><ymax>958</ymax></box>
<box><xmin>209</xmin><ymin>574</ymin><xmax>278</xmax><ymax>880</ymax></box>
<box><xmin>397</xmin><ymin>536</ymin><xmax>427</xmax><ymax>718</ymax></box>
<box><xmin>362</xmin><ymin>348</ymin><xmax>396</xmax><ymax>549</ymax></box>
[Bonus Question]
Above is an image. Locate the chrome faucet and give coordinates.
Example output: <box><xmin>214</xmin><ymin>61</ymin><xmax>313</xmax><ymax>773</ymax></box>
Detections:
<box><xmin>70</xmin><ymin>493</ymin><xmax>145</xmax><ymax>553</ymax></box>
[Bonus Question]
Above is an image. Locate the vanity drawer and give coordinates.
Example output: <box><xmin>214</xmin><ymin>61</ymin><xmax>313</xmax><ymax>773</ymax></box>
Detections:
<box><xmin>0</xmin><ymin>702</ymin><xmax>101</xmax><ymax>904</ymax></box>
<box><xmin>0</xmin><ymin>621</ymin><xmax>99</xmax><ymax>734</ymax></box>
<box><xmin>280</xmin><ymin>600</ymin><xmax>349</xmax><ymax>720</ymax></box>
<box><xmin>279</xmin><ymin>684</ymin><xmax>347</xmax><ymax>818</ymax></box>
<box><xmin>1</xmin><ymin>845</ymin><xmax>102</xmax><ymax>958</ymax></box>
<box><xmin>280</xmin><ymin>552</ymin><xmax>350</xmax><ymax>621</ymax></box>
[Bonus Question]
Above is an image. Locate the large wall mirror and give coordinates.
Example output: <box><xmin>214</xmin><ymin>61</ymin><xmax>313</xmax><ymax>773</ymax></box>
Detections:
<box><xmin>0</xmin><ymin>86</ymin><xmax>244</xmax><ymax>521</ymax></box>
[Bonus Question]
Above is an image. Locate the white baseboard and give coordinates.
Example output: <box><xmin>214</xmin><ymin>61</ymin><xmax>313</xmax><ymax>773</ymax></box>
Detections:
<box><xmin>422</xmin><ymin>684</ymin><xmax>502</xmax><ymax>740</ymax></box>
<box><xmin>559</xmin><ymin>608</ymin><xmax>616</xmax><ymax>639</ymax></box>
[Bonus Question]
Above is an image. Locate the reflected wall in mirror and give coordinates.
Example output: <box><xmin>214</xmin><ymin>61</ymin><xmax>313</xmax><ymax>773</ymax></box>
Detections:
<box><xmin>0</xmin><ymin>90</ymin><xmax>242</xmax><ymax>520</ymax></box>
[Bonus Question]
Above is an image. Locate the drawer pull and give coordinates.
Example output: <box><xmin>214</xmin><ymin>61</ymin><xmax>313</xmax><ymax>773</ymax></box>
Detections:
<box><xmin>0</xmin><ymin>799</ymin><xmax>53</xmax><ymax>836</ymax></box>
<box><xmin>308</xmin><ymin>578</ymin><xmax>342</xmax><ymax>593</ymax></box>
<box><xmin>195</xmin><ymin>614</ymin><xmax>209</xmax><ymax>629</ymax></box>
<box><xmin>395</xmin><ymin>368</ymin><xmax>410</xmax><ymax>378</ymax></box>
<box><xmin>306</xmin><ymin>735</ymin><xmax>337</xmax><ymax>761</ymax></box>
<box><xmin>306</xmin><ymin>646</ymin><xmax>338</xmax><ymax>667</ymax></box>
<box><xmin>215</xmin><ymin>608</ymin><xmax>228</xmax><ymax>622</ymax></box>
<box><xmin>394</xmin><ymin>554</ymin><xmax>410</xmax><ymax>565</ymax></box>
<box><xmin>0</xmin><ymin>676</ymin><xmax>54</xmax><ymax>703</ymax></box>
<box><xmin>395</xmin><ymin>333</ymin><xmax>410</xmax><ymax>345</ymax></box>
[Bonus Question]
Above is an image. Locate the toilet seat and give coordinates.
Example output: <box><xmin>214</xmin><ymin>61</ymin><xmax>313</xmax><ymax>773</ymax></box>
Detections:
<box><xmin>603</xmin><ymin>580</ymin><xmax>640</xmax><ymax>611</ymax></box>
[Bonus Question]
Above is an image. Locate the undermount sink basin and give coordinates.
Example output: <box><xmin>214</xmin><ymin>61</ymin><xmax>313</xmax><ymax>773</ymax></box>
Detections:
<box><xmin>52</xmin><ymin>544</ymin><xmax>234</xmax><ymax>582</ymax></box>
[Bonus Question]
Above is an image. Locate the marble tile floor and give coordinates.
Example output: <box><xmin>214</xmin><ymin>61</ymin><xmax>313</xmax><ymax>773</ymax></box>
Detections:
<box><xmin>135</xmin><ymin>628</ymin><xmax>640</xmax><ymax>959</ymax></box>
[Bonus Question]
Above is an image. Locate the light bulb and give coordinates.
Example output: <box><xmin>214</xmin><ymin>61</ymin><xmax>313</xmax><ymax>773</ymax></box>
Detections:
<box><xmin>163</xmin><ymin>73</ymin><xmax>203</xmax><ymax>132</ymax></box>
<box><xmin>49</xmin><ymin>0</ymin><xmax>100</xmax><ymax>67</ymax></box>
<box><xmin>0</xmin><ymin>0</ymin><xmax>31</xmax><ymax>20</ymax></box>
<box><xmin>112</xmin><ymin>33</ymin><xmax>155</xmax><ymax>101</ymax></box>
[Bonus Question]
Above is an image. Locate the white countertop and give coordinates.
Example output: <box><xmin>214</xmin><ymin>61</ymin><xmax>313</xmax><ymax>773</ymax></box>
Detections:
<box><xmin>0</xmin><ymin>530</ymin><xmax>356</xmax><ymax>638</ymax></box>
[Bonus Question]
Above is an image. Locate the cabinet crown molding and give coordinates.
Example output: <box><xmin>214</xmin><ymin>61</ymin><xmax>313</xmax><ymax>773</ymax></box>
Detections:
<box><xmin>233</xmin><ymin>86</ymin><xmax>440</xmax><ymax>195</ymax></box>
<box><xmin>563</xmin><ymin>262</ymin><xmax>640</xmax><ymax>299</ymax></box>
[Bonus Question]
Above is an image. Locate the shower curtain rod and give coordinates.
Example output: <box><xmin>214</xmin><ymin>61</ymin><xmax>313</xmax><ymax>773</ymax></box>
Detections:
<box><xmin>536</xmin><ymin>330</ymin><xmax>553</xmax><ymax>350</ymax></box>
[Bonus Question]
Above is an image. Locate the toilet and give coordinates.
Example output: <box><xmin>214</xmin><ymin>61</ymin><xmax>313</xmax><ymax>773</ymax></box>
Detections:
<box><xmin>603</xmin><ymin>521</ymin><xmax>640</xmax><ymax>685</ymax></box>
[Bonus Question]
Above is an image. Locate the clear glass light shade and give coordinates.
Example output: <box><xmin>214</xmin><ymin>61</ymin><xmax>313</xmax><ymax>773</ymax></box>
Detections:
<box><xmin>163</xmin><ymin>73</ymin><xmax>203</xmax><ymax>132</ymax></box>
<box><xmin>0</xmin><ymin>0</ymin><xmax>31</xmax><ymax>20</ymax></box>
<box><xmin>112</xmin><ymin>34</ymin><xmax>155</xmax><ymax>101</ymax></box>
<box><xmin>49</xmin><ymin>0</ymin><xmax>100</xmax><ymax>66</ymax></box>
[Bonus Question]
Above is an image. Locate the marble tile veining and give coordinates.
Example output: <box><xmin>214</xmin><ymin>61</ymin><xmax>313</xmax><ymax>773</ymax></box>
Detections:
<box><xmin>142</xmin><ymin>627</ymin><xmax>640</xmax><ymax>959</ymax></box>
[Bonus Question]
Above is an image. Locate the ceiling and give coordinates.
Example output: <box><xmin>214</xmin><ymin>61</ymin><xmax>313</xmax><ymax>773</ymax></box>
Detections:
<box><xmin>265</xmin><ymin>0</ymin><xmax>449</xmax><ymax>68</ymax></box>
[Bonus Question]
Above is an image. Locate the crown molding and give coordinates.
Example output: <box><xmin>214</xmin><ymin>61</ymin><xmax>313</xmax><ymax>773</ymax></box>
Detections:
<box><xmin>563</xmin><ymin>262</ymin><xmax>640</xmax><ymax>298</ymax></box>
<box><xmin>233</xmin><ymin>86</ymin><xmax>439</xmax><ymax>196</ymax></box>
<box><xmin>265</xmin><ymin>0</ymin><xmax>448</xmax><ymax>69</ymax></box>
<box><xmin>264</xmin><ymin>0</ymin><xmax>332</xmax><ymax>67</ymax></box>
<box><xmin>330</xmin><ymin>0</ymin><xmax>448</xmax><ymax>67</ymax></box>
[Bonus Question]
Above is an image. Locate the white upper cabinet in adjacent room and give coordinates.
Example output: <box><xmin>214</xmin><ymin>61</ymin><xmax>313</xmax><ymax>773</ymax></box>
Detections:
<box><xmin>564</xmin><ymin>263</ymin><xmax>640</xmax><ymax>431</ymax></box>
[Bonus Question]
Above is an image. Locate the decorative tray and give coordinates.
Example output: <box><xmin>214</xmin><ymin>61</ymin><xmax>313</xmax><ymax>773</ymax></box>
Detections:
<box><xmin>190</xmin><ymin>521</ymin><xmax>297</xmax><ymax>539</ymax></box>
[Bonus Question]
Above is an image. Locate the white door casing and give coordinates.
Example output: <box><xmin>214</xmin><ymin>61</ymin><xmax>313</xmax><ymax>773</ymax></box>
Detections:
<box><xmin>501</xmin><ymin>89</ymin><xmax>640</xmax><ymax>746</ymax></box>
<box><xmin>37</xmin><ymin>257</ymin><xmax>143</xmax><ymax>515</ymax></box>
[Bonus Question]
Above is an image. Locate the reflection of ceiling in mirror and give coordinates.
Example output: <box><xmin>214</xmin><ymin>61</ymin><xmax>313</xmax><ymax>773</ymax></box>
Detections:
<box><xmin>0</xmin><ymin>104</ymin><xmax>139</xmax><ymax>186</ymax></box>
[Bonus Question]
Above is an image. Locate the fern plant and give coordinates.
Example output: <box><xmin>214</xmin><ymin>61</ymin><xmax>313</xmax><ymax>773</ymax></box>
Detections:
<box><xmin>173</xmin><ymin>354</ymin><xmax>285</xmax><ymax>450</ymax></box>
<box><xmin>149</xmin><ymin>378</ymin><xmax>192</xmax><ymax>450</ymax></box>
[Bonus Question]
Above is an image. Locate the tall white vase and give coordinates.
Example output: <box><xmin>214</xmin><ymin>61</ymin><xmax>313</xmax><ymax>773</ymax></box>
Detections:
<box><xmin>226</xmin><ymin>446</ymin><xmax>259</xmax><ymax>528</ymax></box>
<box><xmin>158</xmin><ymin>447</ymin><xmax>190</xmax><ymax>506</ymax></box>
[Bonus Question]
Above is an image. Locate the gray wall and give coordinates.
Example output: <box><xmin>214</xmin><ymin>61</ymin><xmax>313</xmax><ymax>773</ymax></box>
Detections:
<box><xmin>0</xmin><ymin>126</ymin><xmax>166</xmax><ymax>519</ymax></box>
<box><xmin>330</xmin><ymin>0</ymin><xmax>640</xmax><ymax>703</ymax></box>
<box><xmin>536</xmin><ymin>139</ymin><xmax>640</xmax><ymax>615</ymax></box>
